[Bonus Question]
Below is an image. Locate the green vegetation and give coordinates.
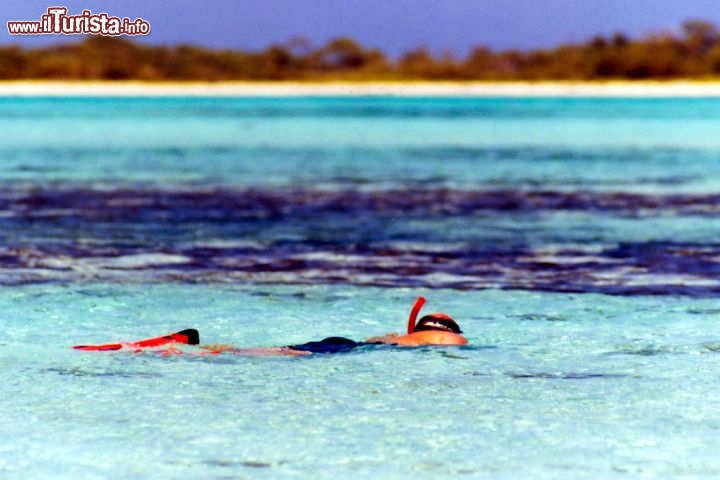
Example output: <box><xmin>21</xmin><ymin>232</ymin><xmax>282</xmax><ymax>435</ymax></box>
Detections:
<box><xmin>3</xmin><ymin>21</ymin><xmax>720</xmax><ymax>81</ymax></box>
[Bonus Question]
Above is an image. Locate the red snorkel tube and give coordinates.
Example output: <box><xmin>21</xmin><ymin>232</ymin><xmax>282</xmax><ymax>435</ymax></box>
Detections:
<box><xmin>407</xmin><ymin>296</ymin><xmax>426</xmax><ymax>334</ymax></box>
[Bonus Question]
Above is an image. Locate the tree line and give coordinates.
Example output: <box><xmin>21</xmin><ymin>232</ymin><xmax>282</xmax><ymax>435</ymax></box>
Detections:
<box><xmin>2</xmin><ymin>21</ymin><xmax>720</xmax><ymax>81</ymax></box>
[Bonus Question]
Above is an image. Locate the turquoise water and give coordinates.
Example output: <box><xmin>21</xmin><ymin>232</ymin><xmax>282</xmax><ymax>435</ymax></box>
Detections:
<box><xmin>4</xmin><ymin>97</ymin><xmax>720</xmax><ymax>191</ymax></box>
<box><xmin>4</xmin><ymin>285</ymin><xmax>720</xmax><ymax>479</ymax></box>
<box><xmin>3</xmin><ymin>95</ymin><xmax>720</xmax><ymax>478</ymax></box>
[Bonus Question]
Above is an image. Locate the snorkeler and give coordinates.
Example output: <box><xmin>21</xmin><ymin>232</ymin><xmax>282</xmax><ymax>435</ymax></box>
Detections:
<box><xmin>218</xmin><ymin>302</ymin><xmax>468</xmax><ymax>356</ymax></box>
<box><xmin>73</xmin><ymin>297</ymin><xmax>468</xmax><ymax>356</ymax></box>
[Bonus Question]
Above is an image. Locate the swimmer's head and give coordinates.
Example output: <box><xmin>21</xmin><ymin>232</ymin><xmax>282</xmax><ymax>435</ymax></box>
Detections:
<box><xmin>414</xmin><ymin>313</ymin><xmax>462</xmax><ymax>334</ymax></box>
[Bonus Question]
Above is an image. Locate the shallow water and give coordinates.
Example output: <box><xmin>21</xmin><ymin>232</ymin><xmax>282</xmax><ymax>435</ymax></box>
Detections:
<box><xmin>4</xmin><ymin>284</ymin><xmax>720</xmax><ymax>479</ymax></box>
<box><xmin>3</xmin><ymin>95</ymin><xmax>720</xmax><ymax>478</ymax></box>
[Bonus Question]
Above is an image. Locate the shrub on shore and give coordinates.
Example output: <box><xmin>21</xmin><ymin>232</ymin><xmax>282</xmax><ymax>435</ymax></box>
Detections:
<box><xmin>2</xmin><ymin>21</ymin><xmax>720</xmax><ymax>81</ymax></box>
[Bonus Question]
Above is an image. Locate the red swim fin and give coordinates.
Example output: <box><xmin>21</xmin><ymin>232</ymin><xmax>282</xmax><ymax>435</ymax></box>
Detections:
<box><xmin>131</xmin><ymin>328</ymin><xmax>199</xmax><ymax>348</ymax></box>
<box><xmin>73</xmin><ymin>328</ymin><xmax>200</xmax><ymax>351</ymax></box>
<box><xmin>72</xmin><ymin>342</ymin><xmax>124</xmax><ymax>352</ymax></box>
<box><xmin>407</xmin><ymin>297</ymin><xmax>426</xmax><ymax>334</ymax></box>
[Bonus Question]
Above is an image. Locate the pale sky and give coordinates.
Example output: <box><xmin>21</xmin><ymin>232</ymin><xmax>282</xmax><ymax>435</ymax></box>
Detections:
<box><xmin>4</xmin><ymin>0</ymin><xmax>720</xmax><ymax>56</ymax></box>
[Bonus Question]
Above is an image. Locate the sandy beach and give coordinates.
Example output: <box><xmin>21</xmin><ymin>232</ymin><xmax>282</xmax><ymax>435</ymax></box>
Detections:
<box><xmin>3</xmin><ymin>80</ymin><xmax>720</xmax><ymax>97</ymax></box>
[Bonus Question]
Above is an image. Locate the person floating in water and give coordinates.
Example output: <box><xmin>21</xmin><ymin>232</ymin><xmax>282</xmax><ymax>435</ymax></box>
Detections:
<box><xmin>73</xmin><ymin>297</ymin><xmax>468</xmax><ymax>356</ymax></box>
<box><xmin>213</xmin><ymin>308</ymin><xmax>467</xmax><ymax>356</ymax></box>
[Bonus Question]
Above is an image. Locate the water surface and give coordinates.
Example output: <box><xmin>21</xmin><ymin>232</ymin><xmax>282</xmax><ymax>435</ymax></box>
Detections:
<box><xmin>2</xmin><ymin>95</ymin><xmax>720</xmax><ymax>479</ymax></box>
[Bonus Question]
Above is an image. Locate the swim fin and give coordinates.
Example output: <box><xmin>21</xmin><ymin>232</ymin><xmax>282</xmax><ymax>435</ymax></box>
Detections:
<box><xmin>73</xmin><ymin>328</ymin><xmax>200</xmax><ymax>351</ymax></box>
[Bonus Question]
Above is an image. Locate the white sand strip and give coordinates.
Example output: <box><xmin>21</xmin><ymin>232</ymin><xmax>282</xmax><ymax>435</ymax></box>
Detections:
<box><xmin>3</xmin><ymin>80</ymin><xmax>720</xmax><ymax>97</ymax></box>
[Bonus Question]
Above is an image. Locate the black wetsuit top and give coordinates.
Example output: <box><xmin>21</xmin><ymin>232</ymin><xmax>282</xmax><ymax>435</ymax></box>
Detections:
<box><xmin>287</xmin><ymin>337</ymin><xmax>366</xmax><ymax>354</ymax></box>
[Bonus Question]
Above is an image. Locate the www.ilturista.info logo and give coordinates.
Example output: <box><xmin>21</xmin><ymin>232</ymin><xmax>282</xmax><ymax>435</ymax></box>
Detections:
<box><xmin>7</xmin><ymin>7</ymin><xmax>150</xmax><ymax>36</ymax></box>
